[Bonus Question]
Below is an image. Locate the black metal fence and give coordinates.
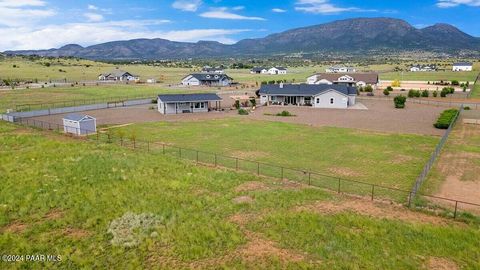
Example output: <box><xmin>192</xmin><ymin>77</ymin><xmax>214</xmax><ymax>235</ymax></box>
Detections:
<box><xmin>12</xmin><ymin>117</ymin><xmax>480</xmax><ymax>222</ymax></box>
<box><xmin>358</xmin><ymin>96</ymin><xmax>480</xmax><ymax>109</ymax></box>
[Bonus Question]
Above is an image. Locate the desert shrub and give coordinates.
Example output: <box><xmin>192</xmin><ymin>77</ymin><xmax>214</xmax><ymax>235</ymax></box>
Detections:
<box><xmin>391</xmin><ymin>79</ymin><xmax>401</xmax><ymax>87</ymax></box>
<box><xmin>358</xmin><ymin>86</ymin><xmax>364</xmax><ymax>92</ymax></box>
<box><xmin>151</xmin><ymin>99</ymin><xmax>158</xmax><ymax>104</ymax></box>
<box><xmin>433</xmin><ymin>91</ymin><xmax>438</xmax><ymax>97</ymax></box>
<box><xmin>250</xmin><ymin>98</ymin><xmax>256</xmax><ymax>107</ymax></box>
<box><xmin>386</xmin><ymin>86</ymin><xmax>393</xmax><ymax>91</ymax></box>
<box><xmin>421</xmin><ymin>90</ymin><xmax>429</xmax><ymax>97</ymax></box>
<box><xmin>234</xmin><ymin>100</ymin><xmax>240</xmax><ymax>109</ymax></box>
<box><xmin>364</xmin><ymin>85</ymin><xmax>373</xmax><ymax>92</ymax></box>
<box><xmin>383</xmin><ymin>89</ymin><xmax>390</xmax><ymax>96</ymax></box>
<box><xmin>408</xmin><ymin>90</ymin><xmax>420</xmax><ymax>98</ymax></box>
<box><xmin>464</xmin><ymin>106</ymin><xmax>471</xmax><ymax>110</ymax></box>
<box><xmin>451</xmin><ymin>80</ymin><xmax>459</xmax><ymax>86</ymax></box>
<box><xmin>394</xmin><ymin>95</ymin><xmax>407</xmax><ymax>109</ymax></box>
<box><xmin>276</xmin><ymin>111</ymin><xmax>294</xmax><ymax>117</ymax></box>
<box><xmin>238</xmin><ymin>108</ymin><xmax>249</xmax><ymax>115</ymax></box>
<box><xmin>434</xmin><ymin>109</ymin><xmax>459</xmax><ymax>129</ymax></box>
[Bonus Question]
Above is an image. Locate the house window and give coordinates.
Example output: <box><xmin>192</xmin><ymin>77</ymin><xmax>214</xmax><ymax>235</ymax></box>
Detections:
<box><xmin>330</xmin><ymin>98</ymin><xmax>334</xmax><ymax>104</ymax></box>
<box><xmin>316</xmin><ymin>98</ymin><xmax>320</xmax><ymax>104</ymax></box>
<box><xmin>195</xmin><ymin>102</ymin><xmax>201</xmax><ymax>109</ymax></box>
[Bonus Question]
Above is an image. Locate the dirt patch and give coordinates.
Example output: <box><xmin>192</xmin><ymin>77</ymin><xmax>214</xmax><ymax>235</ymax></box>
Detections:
<box><xmin>328</xmin><ymin>167</ymin><xmax>362</xmax><ymax>177</ymax></box>
<box><xmin>296</xmin><ymin>196</ymin><xmax>459</xmax><ymax>226</ymax></box>
<box><xmin>233</xmin><ymin>196</ymin><xmax>254</xmax><ymax>204</ymax></box>
<box><xmin>427</xmin><ymin>257</ymin><xmax>459</xmax><ymax>270</ymax></box>
<box><xmin>44</xmin><ymin>208</ymin><xmax>65</xmax><ymax>220</ymax></box>
<box><xmin>239</xmin><ymin>231</ymin><xmax>305</xmax><ymax>263</ymax></box>
<box><xmin>231</xmin><ymin>150</ymin><xmax>269</xmax><ymax>160</ymax></box>
<box><xmin>2</xmin><ymin>221</ymin><xmax>28</xmax><ymax>233</ymax></box>
<box><xmin>63</xmin><ymin>228</ymin><xmax>91</xmax><ymax>239</ymax></box>
<box><xmin>391</xmin><ymin>154</ymin><xmax>415</xmax><ymax>164</ymax></box>
<box><xmin>235</xmin><ymin>181</ymin><xmax>269</xmax><ymax>192</ymax></box>
<box><xmin>278</xmin><ymin>179</ymin><xmax>309</xmax><ymax>190</ymax></box>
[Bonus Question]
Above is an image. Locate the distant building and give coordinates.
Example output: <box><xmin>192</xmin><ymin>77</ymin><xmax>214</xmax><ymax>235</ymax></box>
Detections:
<box><xmin>62</xmin><ymin>114</ymin><xmax>96</xmax><ymax>135</ymax></box>
<box><xmin>181</xmin><ymin>73</ymin><xmax>233</xmax><ymax>87</ymax></box>
<box><xmin>306</xmin><ymin>73</ymin><xmax>379</xmax><ymax>89</ymax></box>
<box><xmin>259</xmin><ymin>84</ymin><xmax>357</xmax><ymax>109</ymax></box>
<box><xmin>250</xmin><ymin>67</ymin><xmax>268</xmax><ymax>74</ymax></box>
<box><xmin>410</xmin><ymin>64</ymin><xmax>437</xmax><ymax>72</ymax></box>
<box><xmin>201</xmin><ymin>66</ymin><xmax>225</xmax><ymax>74</ymax></box>
<box><xmin>157</xmin><ymin>93</ymin><xmax>222</xmax><ymax>114</ymax></box>
<box><xmin>98</xmin><ymin>70</ymin><xmax>139</xmax><ymax>81</ymax></box>
<box><xmin>268</xmin><ymin>67</ymin><xmax>287</xmax><ymax>75</ymax></box>
<box><xmin>325</xmin><ymin>66</ymin><xmax>356</xmax><ymax>73</ymax></box>
<box><xmin>452</xmin><ymin>62</ymin><xmax>473</xmax><ymax>72</ymax></box>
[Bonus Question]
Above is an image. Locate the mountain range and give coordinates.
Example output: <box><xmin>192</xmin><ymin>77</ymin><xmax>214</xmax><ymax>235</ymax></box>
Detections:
<box><xmin>5</xmin><ymin>18</ymin><xmax>480</xmax><ymax>60</ymax></box>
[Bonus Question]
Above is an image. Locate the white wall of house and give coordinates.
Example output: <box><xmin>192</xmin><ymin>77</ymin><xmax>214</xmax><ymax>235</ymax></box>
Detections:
<box><xmin>315</xmin><ymin>79</ymin><xmax>334</xmax><ymax>85</ymax></box>
<box><xmin>63</xmin><ymin>118</ymin><xmax>96</xmax><ymax>135</ymax></box>
<box><xmin>452</xmin><ymin>65</ymin><xmax>472</xmax><ymax>71</ymax></box>
<box><xmin>312</xmin><ymin>91</ymin><xmax>349</xmax><ymax>109</ymax></box>
<box><xmin>182</xmin><ymin>76</ymin><xmax>200</xmax><ymax>86</ymax></box>
<box><xmin>306</xmin><ymin>75</ymin><xmax>318</xmax><ymax>84</ymax></box>
<box><xmin>158</xmin><ymin>101</ymin><xmax>210</xmax><ymax>114</ymax></box>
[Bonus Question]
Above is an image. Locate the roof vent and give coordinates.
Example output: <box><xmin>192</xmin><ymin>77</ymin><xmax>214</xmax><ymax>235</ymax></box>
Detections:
<box><xmin>279</xmin><ymin>82</ymin><xmax>284</xmax><ymax>88</ymax></box>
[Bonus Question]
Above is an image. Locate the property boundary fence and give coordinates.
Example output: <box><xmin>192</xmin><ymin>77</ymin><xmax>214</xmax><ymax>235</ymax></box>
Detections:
<box><xmin>10</xmin><ymin>117</ymin><xmax>480</xmax><ymax>221</ymax></box>
<box><xmin>358</xmin><ymin>96</ymin><xmax>480</xmax><ymax>109</ymax></box>
<box><xmin>467</xmin><ymin>73</ymin><xmax>480</xmax><ymax>98</ymax></box>
<box><xmin>410</xmin><ymin>105</ymin><xmax>464</xmax><ymax>199</ymax></box>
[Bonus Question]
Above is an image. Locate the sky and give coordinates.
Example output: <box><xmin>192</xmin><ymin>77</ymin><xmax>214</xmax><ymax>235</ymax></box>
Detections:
<box><xmin>0</xmin><ymin>0</ymin><xmax>480</xmax><ymax>51</ymax></box>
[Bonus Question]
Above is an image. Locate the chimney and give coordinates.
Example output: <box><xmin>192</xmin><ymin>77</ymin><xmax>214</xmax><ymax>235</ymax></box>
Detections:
<box><xmin>279</xmin><ymin>82</ymin><xmax>284</xmax><ymax>88</ymax></box>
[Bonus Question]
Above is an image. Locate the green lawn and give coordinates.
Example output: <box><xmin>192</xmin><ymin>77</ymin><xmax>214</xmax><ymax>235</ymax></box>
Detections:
<box><xmin>471</xmin><ymin>82</ymin><xmax>480</xmax><ymax>98</ymax></box>
<box><xmin>0</xmin><ymin>121</ymin><xmax>479</xmax><ymax>269</ymax></box>
<box><xmin>113</xmin><ymin>118</ymin><xmax>438</xmax><ymax>191</ymax></box>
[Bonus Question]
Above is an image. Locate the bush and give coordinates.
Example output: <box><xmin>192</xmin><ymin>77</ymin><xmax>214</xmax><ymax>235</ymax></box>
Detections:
<box><xmin>434</xmin><ymin>109</ymin><xmax>459</xmax><ymax>129</ymax></box>
<box><xmin>464</xmin><ymin>106</ymin><xmax>471</xmax><ymax>110</ymax></box>
<box><xmin>421</xmin><ymin>90</ymin><xmax>429</xmax><ymax>97</ymax></box>
<box><xmin>151</xmin><ymin>99</ymin><xmax>158</xmax><ymax>104</ymax></box>
<box><xmin>276</xmin><ymin>111</ymin><xmax>294</xmax><ymax>117</ymax></box>
<box><xmin>394</xmin><ymin>95</ymin><xmax>407</xmax><ymax>109</ymax></box>
<box><xmin>364</xmin><ymin>85</ymin><xmax>373</xmax><ymax>92</ymax></box>
<box><xmin>391</xmin><ymin>79</ymin><xmax>401</xmax><ymax>87</ymax></box>
<box><xmin>451</xmin><ymin>80</ymin><xmax>459</xmax><ymax>86</ymax></box>
<box><xmin>238</xmin><ymin>108</ymin><xmax>249</xmax><ymax>115</ymax></box>
<box><xmin>234</xmin><ymin>100</ymin><xmax>240</xmax><ymax>109</ymax></box>
<box><xmin>386</xmin><ymin>86</ymin><xmax>393</xmax><ymax>92</ymax></box>
<box><xmin>433</xmin><ymin>91</ymin><xmax>438</xmax><ymax>97</ymax></box>
<box><xmin>250</xmin><ymin>98</ymin><xmax>256</xmax><ymax>107</ymax></box>
<box><xmin>383</xmin><ymin>89</ymin><xmax>390</xmax><ymax>96</ymax></box>
<box><xmin>408</xmin><ymin>90</ymin><xmax>420</xmax><ymax>98</ymax></box>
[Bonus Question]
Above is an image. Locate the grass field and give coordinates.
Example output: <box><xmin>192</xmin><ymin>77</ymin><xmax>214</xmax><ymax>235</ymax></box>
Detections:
<box><xmin>0</xmin><ymin>85</ymin><xmax>199</xmax><ymax>112</ymax></box>
<box><xmin>1</xmin><ymin>121</ymin><xmax>479</xmax><ymax>269</ymax></box>
<box><xmin>112</xmin><ymin>118</ymin><xmax>438</xmax><ymax>191</ymax></box>
<box><xmin>471</xmin><ymin>82</ymin><xmax>480</xmax><ymax>98</ymax></box>
<box><xmin>379</xmin><ymin>70</ymin><xmax>478</xmax><ymax>82</ymax></box>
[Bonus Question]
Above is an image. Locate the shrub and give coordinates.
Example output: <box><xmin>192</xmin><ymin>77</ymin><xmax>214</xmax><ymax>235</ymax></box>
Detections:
<box><xmin>391</xmin><ymin>79</ymin><xmax>401</xmax><ymax>87</ymax></box>
<box><xmin>276</xmin><ymin>111</ymin><xmax>294</xmax><ymax>117</ymax></box>
<box><xmin>451</xmin><ymin>80</ymin><xmax>459</xmax><ymax>86</ymax></box>
<box><xmin>151</xmin><ymin>99</ymin><xmax>158</xmax><ymax>104</ymax></box>
<box><xmin>383</xmin><ymin>89</ymin><xmax>390</xmax><ymax>96</ymax></box>
<box><xmin>238</xmin><ymin>108</ymin><xmax>249</xmax><ymax>115</ymax></box>
<box><xmin>250</xmin><ymin>98</ymin><xmax>256</xmax><ymax>107</ymax></box>
<box><xmin>421</xmin><ymin>90</ymin><xmax>429</xmax><ymax>97</ymax></box>
<box><xmin>433</xmin><ymin>91</ymin><xmax>438</xmax><ymax>97</ymax></box>
<box><xmin>386</xmin><ymin>86</ymin><xmax>393</xmax><ymax>91</ymax></box>
<box><xmin>234</xmin><ymin>100</ymin><xmax>240</xmax><ymax>109</ymax></box>
<box><xmin>364</xmin><ymin>85</ymin><xmax>373</xmax><ymax>92</ymax></box>
<box><xmin>394</xmin><ymin>95</ymin><xmax>407</xmax><ymax>109</ymax></box>
<box><xmin>464</xmin><ymin>106</ymin><xmax>471</xmax><ymax>110</ymax></box>
<box><xmin>434</xmin><ymin>109</ymin><xmax>459</xmax><ymax>129</ymax></box>
<box><xmin>408</xmin><ymin>90</ymin><xmax>420</xmax><ymax>98</ymax></box>
<box><xmin>358</xmin><ymin>86</ymin><xmax>364</xmax><ymax>92</ymax></box>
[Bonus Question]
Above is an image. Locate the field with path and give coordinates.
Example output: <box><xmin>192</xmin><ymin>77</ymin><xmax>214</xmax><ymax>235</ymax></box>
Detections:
<box><xmin>1</xmin><ymin>121</ymin><xmax>479</xmax><ymax>269</ymax></box>
<box><xmin>113</xmin><ymin>118</ymin><xmax>439</xmax><ymax>191</ymax></box>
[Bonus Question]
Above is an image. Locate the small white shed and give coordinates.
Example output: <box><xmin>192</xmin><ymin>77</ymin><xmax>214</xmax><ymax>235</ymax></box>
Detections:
<box><xmin>62</xmin><ymin>114</ymin><xmax>97</xmax><ymax>135</ymax></box>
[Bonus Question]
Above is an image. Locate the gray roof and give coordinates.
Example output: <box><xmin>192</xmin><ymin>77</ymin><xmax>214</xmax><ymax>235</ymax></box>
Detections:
<box><xmin>100</xmin><ymin>70</ymin><xmax>137</xmax><ymax>77</ymax></box>
<box><xmin>251</xmin><ymin>67</ymin><xmax>267</xmax><ymax>72</ymax></box>
<box><xmin>158</xmin><ymin>93</ymin><xmax>222</xmax><ymax>103</ymax></box>
<box><xmin>274</xmin><ymin>67</ymin><xmax>287</xmax><ymax>70</ymax></box>
<box><xmin>63</xmin><ymin>113</ymin><xmax>94</xmax><ymax>121</ymax></box>
<box><xmin>185</xmin><ymin>73</ymin><xmax>232</xmax><ymax>81</ymax></box>
<box><xmin>259</xmin><ymin>84</ymin><xmax>357</xmax><ymax>96</ymax></box>
<box><xmin>453</xmin><ymin>62</ymin><xmax>472</xmax><ymax>66</ymax></box>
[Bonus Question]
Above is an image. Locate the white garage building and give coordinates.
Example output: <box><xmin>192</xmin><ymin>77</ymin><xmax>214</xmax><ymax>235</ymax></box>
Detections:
<box><xmin>62</xmin><ymin>114</ymin><xmax>97</xmax><ymax>135</ymax></box>
<box><xmin>259</xmin><ymin>84</ymin><xmax>357</xmax><ymax>109</ymax></box>
<box><xmin>157</xmin><ymin>93</ymin><xmax>222</xmax><ymax>114</ymax></box>
<box><xmin>452</xmin><ymin>62</ymin><xmax>473</xmax><ymax>72</ymax></box>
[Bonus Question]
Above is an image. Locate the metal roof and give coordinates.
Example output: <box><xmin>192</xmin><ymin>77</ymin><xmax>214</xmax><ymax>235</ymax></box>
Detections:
<box><xmin>185</xmin><ymin>73</ymin><xmax>232</xmax><ymax>81</ymax></box>
<box><xmin>310</xmin><ymin>73</ymin><xmax>379</xmax><ymax>84</ymax></box>
<box><xmin>63</xmin><ymin>113</ymin><xmax>95</xmax><ymax>122</ymax></box>
<box><xmin>158</xmin><ymin>93</ymin><xmax>222</xmax><ymax>103</ymax></box>
<box><xmin>259</xmin><ymin>84</ymin><xmax>357</xmax><ymax>96</ymax></box>
<box><xmin>453</xmin><ymin>62</ymin><xmax>473</xmax><ymax>66</ymax></box>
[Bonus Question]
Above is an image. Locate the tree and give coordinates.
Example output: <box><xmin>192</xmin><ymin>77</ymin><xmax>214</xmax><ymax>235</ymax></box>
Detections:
<box><xmin>364</xmin><ymin>85</ymin><xmax>373</xmax><ymax>92</ymax></box>
<box><xmin>421</xmin><ymin>90</ymin><xmax>429</xmax><ymax>97</ymax></box>
<box><xmin>386</xmin><ymin>86</ymin><xmax>393</xmax><ymax>92</ymax></box>
<box><xmin>433</xmin><ymin>91</ymin><xmax>438</xmax><ymax>97</ymax></box>
<box><xmin>394</xmin><ymin>95</ymin><xmax>407</xmax><ymax>109</ymax></box>
<box><xmin>391</xmin><ymin>79</ymin><xmax>401</xmax><ymax>87</ymax></box>
<box><xmin>383</xmin><ymin>89</ymin><xmax>390</xmax><ymax>96</ymax></box>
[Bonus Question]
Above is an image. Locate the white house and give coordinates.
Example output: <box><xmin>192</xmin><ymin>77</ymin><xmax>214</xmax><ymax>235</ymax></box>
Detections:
<box><xmin>410</xmin><ymin>65</ymin><xmax>437</xmax><ymax>72</ymax></box>
<box><xmin>98</xmin><ymin>70</ymin><xmax>139</xmax><ymax>81</ymax></box>
<box><xmin>306</xmin><ymin>73</ymin><xmax>379</xmax><ymax>89</ymax></box>
<box><xmin>259</xmin><ymin>83</ymin><xmax>357</xmax><ymax>109</ymax></box>
<box><xmin>452</xmin><ymin>62</ymin><xmax>473</xmax><ymax>72</ymax></box>
<box><xmin>325</xmin><ymin>66</ymin><xmax>356</xmax><ymax>73</ymax></box>
<box><xmin>268</xmin><ymin>67</ymin><xmax>287</xmax><ymax>75</ymax></box>
<box><xmin>251</xmin><ymin>67</ymin><xmax>268</xmax><ymax>74</ymax></box>
<box><xmin>62</xmin><ymin>114</ymin><xmax>96</xmax><ymax>135</ymax></box>
<box><xmin>202</xmin><ymin>66</ymin><xmax>225</xmax><ymax>74</ymax></box>
<box><xmin>157</xmin><ymin>93</ymin><xmax>222</xmax><ymax>114</ymax></box>
<box><xmin>181</xmin><ymin>73</ymin><xmax>233</xmax><ymax>87</ymax></box>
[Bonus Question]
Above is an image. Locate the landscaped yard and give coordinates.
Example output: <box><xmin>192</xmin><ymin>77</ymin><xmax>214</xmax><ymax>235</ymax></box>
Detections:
<box><xmin>0</xmin><ymin>121</ymin><xmax>479</xmax><ymax>269</ymax></box>
<box><xmin>113</xmin><ymin>118</ymin><xmax>439</xmax><ymax>190</ymax></box>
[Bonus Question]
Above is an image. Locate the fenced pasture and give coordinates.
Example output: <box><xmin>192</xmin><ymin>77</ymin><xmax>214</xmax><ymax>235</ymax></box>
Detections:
<box><xmin>12</xmin><ymin>117</ymin><xmax>480</xmax><ymax>221</ymax></box>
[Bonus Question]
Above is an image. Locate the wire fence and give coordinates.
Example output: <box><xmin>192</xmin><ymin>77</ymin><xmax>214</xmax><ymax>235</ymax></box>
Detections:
<box><xmin>357</xmin><ymin>95</ymin><xmax>480</xmax><ymax>109</ymax></box>
<box><xmin>11</xmin><ymin>117</ymin><xmax>480</xmax><ymax>222</ymax></box>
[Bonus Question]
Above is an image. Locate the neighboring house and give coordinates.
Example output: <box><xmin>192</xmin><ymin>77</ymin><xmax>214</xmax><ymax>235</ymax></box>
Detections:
<box><xmin>157</xmin><ymin>93</ymin><xmax>222</xmax><ymax>114</ymax></box>
<box><xmin>62</xmin><ymin>114</ymin><xmax>96</xmax><ymax>135</ymax></box>
<box><xmin>202</xmin><ymin>66</ymin><xmax>225</xmax><ymax>74</ymax></box>
<box><xmin>251</xmin><ymin>67</ymin><xmax>268</xmax><ymax>74</ymax></box>
<box><xmin>98</xmin><ymin>70</ymin><xmax>139</xmax><ymax>81</ymax></box>
<box><xmin>259</xmin><ymin>84</ymin><xmax>357</xmax><ymax>109</ymax></box>
<box><xmin>410</xmin><ymin>65</ymin><xmax>437</xmax><ymax>72</ymax></box>
<box><xmin>268</xmin><ymin>67</ymin><xmax>287</xmax><ymax>75</ymax></box>
<box><xmin>306</xmin><ymin>73</ymin><xmax>379</xmax><ymax>89</ymax></box>
<box><xmin>452</xmin><ymin>62</ymin><xmax>473</xmax><ymax>72</ymax></box>
<box><xmin>325</xmin><ymin>66</ymin><xmax>356</xmax><ymax>73</ymax></box>
<box><xmin>181</xmin><ymin>73</ymin><xmax>233</xmax><ymax>87</ymax></box>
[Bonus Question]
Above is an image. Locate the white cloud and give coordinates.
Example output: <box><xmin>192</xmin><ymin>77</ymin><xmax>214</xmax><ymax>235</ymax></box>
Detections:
<box><xmin>172</xmin><ymin>0</ymin><xmax>202</xmax><ymax>12</ymax></box>
<box><xmin>295</xmin><ymin>0</ymin><xmax>375</xmax><ymax>14</ymax></box>
<box><xmin>87</xmin><ymin>4</ymin><xmax>98</xmax><ymax>10</ymax></box>
<box><xmin>436</xmin><ymin>0</ymin><xmax>480</xmax><ymax>8</ymax></box>
<box><xmin>0</xmin><ymin>19</ymin><xmax>249</xmax><ymax>50</ymax></box>
<box><xmin>200</xmin><ymin>7</ymin><xmax>266</xmax><ymax>20</ymax></box>
<box><xmin>0</xmin><ymin>5</ymin><xmax>55</xmax><ymax>27</ymax></box>
<box><xmin>272</xmin><ymin>8</ymin><xmax>287</xmax><ymax>13</ymax></box>
<box><xmin>84</xmin><ymin>13</ymin><xmax>104</xmax><ymax>22</ymax></box>
<box><xmin>0</xmin><ymin>0</ymin><xmax>46</xmax><ymax>7</ymax></box>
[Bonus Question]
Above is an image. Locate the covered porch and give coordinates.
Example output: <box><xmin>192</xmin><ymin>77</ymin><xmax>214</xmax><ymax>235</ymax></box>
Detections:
<box><xmin>265</xmin><ymin>95</ymin><xmax>313</xmax><ymax>106</ymax></box>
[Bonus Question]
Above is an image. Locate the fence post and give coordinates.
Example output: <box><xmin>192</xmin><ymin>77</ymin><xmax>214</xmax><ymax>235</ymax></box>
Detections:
<box><xmin>257</xmin><ymin>162</ymin><xmax>260</xmax><ymax>175</ymax></box>
<box><xmin>337</xmin><ymin>178</ymin><xmax>341</xmax><ymax>193</ymax></box>
<box><xmin>308</xmin><ymin>172</ymin><xmax>311</xmax><ymax>185</ymax></box>
<box><xmin>408</xmin><ymin>192</ymin><xmax>412</xmax><ymax>208</ymax></box>
<box><xmin>371</xmin><ymin>185</ymin><xmax>375</xmax><ymax>201</ymax></box>
<box><xmin>454</xmin><ymin>201</ymin><xmax>458</xmax><ymax>219</ymax></box>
